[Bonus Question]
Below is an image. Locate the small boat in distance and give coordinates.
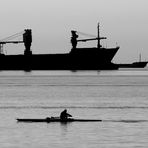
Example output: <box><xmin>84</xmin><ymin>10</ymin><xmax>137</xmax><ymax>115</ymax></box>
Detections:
<box><xmin>16</xmin><ymin>117</ymin><xmax>102</xmax><ymax>123</ymax></box>
<box><xmin>118</xmin><ymin>61</ymin><xmax>148</xmax><ymax>68</ymax></box>
<box><xmin>118</xmin><ymin>54</ymin><xmax>148</xmax><ymax>68</ymax></box>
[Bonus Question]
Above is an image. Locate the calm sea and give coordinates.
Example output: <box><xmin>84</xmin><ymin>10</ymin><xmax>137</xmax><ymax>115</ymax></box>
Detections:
<box><xmin>0</xmin><ymin>69</ymin><xmax>148</xmax><ymax>148</ymax></box>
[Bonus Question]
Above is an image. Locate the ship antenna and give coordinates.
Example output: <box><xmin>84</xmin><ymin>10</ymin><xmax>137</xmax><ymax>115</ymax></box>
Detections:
<box><xmin>139</xmin><ymin>53</ymin><xmax>141</xmax><ymax>62</ymax></box>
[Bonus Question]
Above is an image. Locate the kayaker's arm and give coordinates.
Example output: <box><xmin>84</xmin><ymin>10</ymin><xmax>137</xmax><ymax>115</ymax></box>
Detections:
<box><xmin>67</xmin><ymin>113</ymin><xmax>72</xmax><ymax>117</ymax></box>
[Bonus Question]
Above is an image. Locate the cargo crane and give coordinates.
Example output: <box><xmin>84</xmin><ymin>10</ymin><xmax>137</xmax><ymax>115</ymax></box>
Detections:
<box><xmin>71</xmin><ymin>23</ymin><xmax>107</xmax><ymax>49</ymax></box>
<box><xmin>0</xmin><ymin>29</ymin><xmax>32</xmax><ymax>56</ymax></box>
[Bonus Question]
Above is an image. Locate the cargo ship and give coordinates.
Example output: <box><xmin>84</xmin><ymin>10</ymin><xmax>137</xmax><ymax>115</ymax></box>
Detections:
<box><xmin>118</xmin><ymin>54</ymin><xmax>148</xmax><ymax>68</ymax></box>
<box><xmin>0</xmin><ymin>23</ymin><xmax>119</xmax><ymax>71</ymax></box>
<box><xmin>118</xmin><ymin>61</ymin><xmax>148</xmax><ymax>68</ymax></box>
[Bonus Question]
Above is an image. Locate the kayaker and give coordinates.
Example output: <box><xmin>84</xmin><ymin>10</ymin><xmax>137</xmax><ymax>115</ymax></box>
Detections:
<box><xmin>60</xmin><ymin>109</ymin><xmax>72</xmax><ymax>120</ymax></box>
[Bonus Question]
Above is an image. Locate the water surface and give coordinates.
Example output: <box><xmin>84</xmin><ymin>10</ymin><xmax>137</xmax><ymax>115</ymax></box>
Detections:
<box><xmin>0</xmin><ymin>69</ymin><xmax>148</xmax><ymax>148</ymax></box>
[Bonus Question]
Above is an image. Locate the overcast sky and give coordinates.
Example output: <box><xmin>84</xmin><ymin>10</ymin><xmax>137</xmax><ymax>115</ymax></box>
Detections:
<box><xmin>0</xmin><ymin>0</ymin><xmax>148</xmax><ymax>63</ymax></box>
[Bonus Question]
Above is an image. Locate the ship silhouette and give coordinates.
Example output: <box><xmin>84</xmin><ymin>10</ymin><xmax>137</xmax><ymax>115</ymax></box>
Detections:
<box><xmin>0</xmin><ymin>23</ymin><xmax>119</xmax><ymax>71</ymax></box>
<box><xmin>118</xmin><ymin>54</ymin><xmax>148</xmax><ymax>68</ymax></box>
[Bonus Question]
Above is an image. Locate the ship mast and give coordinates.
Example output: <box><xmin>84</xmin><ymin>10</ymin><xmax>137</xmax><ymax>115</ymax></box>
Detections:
<box><xmin>71</xmin><ymin>23</ymin><xmax>107</xmax><ymax>49</ymax></box>
<box><xmin>97</xmin><ymin>23</ymin><xmax>100</xmax><ymax>48</ymax></box>
<box><xmin>97</xmin><ymin>23</ymin><xmax>107</xmax><ymax>49</ymax></box>
<box><xmin>139</xmin><ymin>53</ymin><xmax>141</xmax><ymax>62</ymax></box>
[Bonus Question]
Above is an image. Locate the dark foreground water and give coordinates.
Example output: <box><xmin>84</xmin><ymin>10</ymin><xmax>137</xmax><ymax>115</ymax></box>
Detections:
<box><xmin>0</xmin><ymin>69</ymin><xmax>148</xmax><ymax>148</ymax></box>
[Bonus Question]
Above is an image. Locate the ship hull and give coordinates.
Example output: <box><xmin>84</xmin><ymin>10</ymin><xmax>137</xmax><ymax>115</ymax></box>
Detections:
<box><xmin>0</xmin><ymin>47</ymin><xmax>119</xmax><ymax>71</ymax></box>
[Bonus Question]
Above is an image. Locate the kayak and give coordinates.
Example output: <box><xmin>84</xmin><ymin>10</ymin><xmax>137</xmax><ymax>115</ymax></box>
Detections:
<box><xmin>16</xmin><ymin>117</ymin><xmax>102</xmax><ymax>123</ymax></box>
